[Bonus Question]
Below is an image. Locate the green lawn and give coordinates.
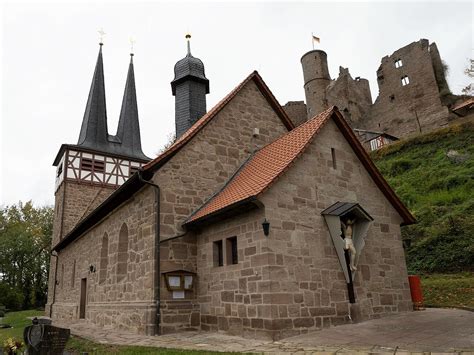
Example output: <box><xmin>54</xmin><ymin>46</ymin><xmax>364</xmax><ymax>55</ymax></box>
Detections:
<box><xmin>0</xmin><ymin>310</ymin><xmax>240</xmax><ymax>354</ymax></box>
<box><xmin>421</xmin><ymin>272</ymin><xmax>474</xmax><ymax>309</ymax></box>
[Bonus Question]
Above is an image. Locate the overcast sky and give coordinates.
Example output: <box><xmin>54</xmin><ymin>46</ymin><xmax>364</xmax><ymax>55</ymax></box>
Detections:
<box><xmin>1</xmin><ymin>1</ymin><xmax>472</xmax><ymax>207</ymax></box>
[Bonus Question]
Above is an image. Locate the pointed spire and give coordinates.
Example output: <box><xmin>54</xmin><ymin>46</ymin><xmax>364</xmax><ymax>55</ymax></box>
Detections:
<box><xmin>116</xmin><ymin>53</ymin><xmax>147</xmax><ymax>160</ymax></box>
<box><xmin>77</xmin><ymin>44</ymin><xmax>109</xmax><ymax>149</ymax></box>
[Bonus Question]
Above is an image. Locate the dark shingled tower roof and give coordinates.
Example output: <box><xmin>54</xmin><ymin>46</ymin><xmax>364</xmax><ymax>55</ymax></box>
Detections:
<box><xmin>171</xmin><ymin>36</ymin><xmax>210</xmax><ymax>138</ymax></box>
<box><xmin>77</xmin><ymin>43</ymin><xmax>109</xmax><ymax>150</ymax></box>
<box><xmin>74</xmin><ymin>44</ymin><xmax>149</xmax><ymax>161</ymax></box>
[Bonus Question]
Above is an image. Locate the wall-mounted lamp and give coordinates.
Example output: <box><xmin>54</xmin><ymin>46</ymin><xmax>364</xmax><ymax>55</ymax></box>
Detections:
<box><xmin>89</xmin><ymin>265</ymin><xmax>96</xmax><ymax>273</ymax></box>
<box><xmin>262</xmin><ymin>219</ymin><xmax>270</xmax><ymax>236</ymax></box>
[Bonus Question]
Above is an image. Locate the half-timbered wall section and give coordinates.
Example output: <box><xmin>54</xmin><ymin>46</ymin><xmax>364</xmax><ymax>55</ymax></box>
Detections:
<box><xmin>55</xmin><ymin>149</ymin><xmax>144</xmax><ymax>191</ymax></box>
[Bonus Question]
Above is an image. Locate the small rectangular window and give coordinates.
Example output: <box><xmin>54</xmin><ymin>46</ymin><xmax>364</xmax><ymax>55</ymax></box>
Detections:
<box><xmin>71</xmin><ymin>260</ymin><xmax>76</xmax><ymax>289</ymax></box>
<box><xmin>226</xmin><ymin>236</ymin><xmax>238</xmax><ymax>265</ymax></box>
<box><xmin>213</xmin><ymin>240</ymin><xmax>223</xmax><ymax>267</ymax></box>
<box><xmin>395</xmin><ymin>59</ymin><xmax>403</xmax><ymax>68</ymax></box>
<box><xmin>401</xmin><ymin>76</ymin><xmax>410</xmax><ymax>86</ymax></box>
<box><xmin>331</xmin><ymin>148</ymin><xmax>337</xmax><ymax>169</ymax></box>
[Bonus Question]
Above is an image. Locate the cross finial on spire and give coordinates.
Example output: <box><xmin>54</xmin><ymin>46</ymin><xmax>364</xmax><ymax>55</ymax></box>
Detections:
<box><xmin>185</xmin><ymin>33</ymin><xmax>191</xmax><ymax>55</ymax></box>
<box><xmin>129</xmin><ymin>36</ymin><xmax>136</xmax><ymax>59</ymax></box>
<box><xmin>98</xmin><ymin>28</ymin><xmax>106</xmax><ymax>45</ymax></box>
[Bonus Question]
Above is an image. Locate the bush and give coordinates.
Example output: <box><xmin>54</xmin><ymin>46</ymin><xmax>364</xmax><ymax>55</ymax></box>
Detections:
<box><xmin>0</xmin><ymin>283</ymin><xmax>24</xmax><ymax>311</ymax></box>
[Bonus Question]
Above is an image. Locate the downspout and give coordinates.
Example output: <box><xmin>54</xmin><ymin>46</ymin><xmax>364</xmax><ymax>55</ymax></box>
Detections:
<box><xmin>138</xmin><ymin>170</ymin><xmax>161</xmax><ymax>335</ymax></box>
<box><xmin>49</xmin><ymin>250</ymin><xmax>59</xmax><ymax>318</ymax></box>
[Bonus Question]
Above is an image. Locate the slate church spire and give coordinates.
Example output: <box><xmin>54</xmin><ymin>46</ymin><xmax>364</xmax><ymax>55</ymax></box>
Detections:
<box><xmin>116</xmin><ymin>53</ymin><xmax>147</xmax><ymax>160</ymax></box>
<box><xmin>75</xmin><ymin>43</ymin><xmax>148</xmax><ymax>161</ymax></box>
<box><xmin>77</xmin><ymin>43</ymin><xmax>109</xmax><ymax>150</ymax></box>
<box><xmin>171</xmin><ymin>34</ymin><xmax>210</xmax><ymax>138</ymax></box>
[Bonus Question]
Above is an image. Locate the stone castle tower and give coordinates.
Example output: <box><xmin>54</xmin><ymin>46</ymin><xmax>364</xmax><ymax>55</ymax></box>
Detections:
<box><xmin>296</xmin><ymin>49</ymin><xmax>372</xmax><ymax>127</ymax></box>
<box><xmin>301</xmin><ymin>50</ymin><xmax>331</xmax><ymax>119</ymax></box>
<box><xmin>171</xmin><ymin>35</ymin><xmax>210</xmax><ymax>138</ymax></box>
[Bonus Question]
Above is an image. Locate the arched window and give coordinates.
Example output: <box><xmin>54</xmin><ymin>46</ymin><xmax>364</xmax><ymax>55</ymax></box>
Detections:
<box><xmin>117</xmin><ymin>223</ymin><xmax>129</xmax><ymax>281</ymax></box>
<box><xmin>99</xmin><ymin>233</ymin><xmax>108</xmax><ymax>284</ymax></box>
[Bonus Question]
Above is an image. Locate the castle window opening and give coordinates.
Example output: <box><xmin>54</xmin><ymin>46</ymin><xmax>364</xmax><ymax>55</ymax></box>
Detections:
<box><xmin>331</xmin><ymin>148</ymin><xmax>337</xmax><ymax>169</ymax></box>
<box><xmin>60</xmin><ymin>263</ymin><xmax>64</xmax><ymax>288</ymax></box>
<box><xmin>226</xmin><ymin>236</ymin><xmax>238</xmax><ymax>265</ymax></box>
<box><xmin>389</xmin><ymin>94</ymin><xmax>395</xmax><ymax>102</ymax></box>
<box><xmin>395</xmin><ymin>59</ymin><xmax>403</xmax><ymax>68</ymax></box>
<box><xmin>401</xmin><ymin>76</ymin><xmax>410</xmax><ymax>86</ymax></box>
<box><xmin>213</xmin><ymin>240</ymin><xmax>223</xmax><ymax>267</ymax></box>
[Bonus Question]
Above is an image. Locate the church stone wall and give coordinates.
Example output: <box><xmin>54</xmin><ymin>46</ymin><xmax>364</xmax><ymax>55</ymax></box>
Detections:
<box><xmin>50</xmin><ymin>186</ymin><xmax>158</xmax><ymax>335</ymax></box>
<box><xmin>195</xmin><ymin>209</ymin><xmax>273</xmax><ymax>339</ymax></box>
<box><xmin>258</xmin><ymin>118</ymin><xmax>412</xmax><ymax>339</ymax></box>
<box><xmin>194</xmin><ymin>118</ymin><xmax>411</xmax><ymax>340</ymax></box>
<box><xmin>152</xmin><ymin>79</ymin><xmax>290</xmax><ymax>334</ymax></box>
<box><xmin>152</xmin><ymin>79</ymin><xmax>289</xmax><ymax>240</ymax></box>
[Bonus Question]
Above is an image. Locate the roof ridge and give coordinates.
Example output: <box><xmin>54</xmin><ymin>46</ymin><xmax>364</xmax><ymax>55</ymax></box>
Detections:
<box><xmin>185</xmin><ymin>107</ymin><xmax>336</xmax><ymax>224</ymax></box>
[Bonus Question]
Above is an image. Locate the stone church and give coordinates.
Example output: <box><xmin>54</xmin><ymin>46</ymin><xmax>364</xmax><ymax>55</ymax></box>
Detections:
<box><xmin>46</xmin><ymin>38</ymin><xmax>415</xmax><ymax>340</ymax></box>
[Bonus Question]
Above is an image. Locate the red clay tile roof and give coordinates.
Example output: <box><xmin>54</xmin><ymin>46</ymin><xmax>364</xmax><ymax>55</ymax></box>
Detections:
<box><xmin>185</xmin><ymin>107</ymin><xmax>415</xmax><ymax>226</ymax></box>
<box><xmin>452</xmin><ymin>97</ymin><xmax>474</xmax><ymax>111</ymax></box>
<box><xmin>143</xmin><ymin>71</ymin><xmax>294</xmax><ymax>172</ymax></box>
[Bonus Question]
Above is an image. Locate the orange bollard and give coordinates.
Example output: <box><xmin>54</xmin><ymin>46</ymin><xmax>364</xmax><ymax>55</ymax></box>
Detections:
<box><xmin>408</xmin><ymin>275</ymin><xmax>425</xmax><ymax>310</ymax></box>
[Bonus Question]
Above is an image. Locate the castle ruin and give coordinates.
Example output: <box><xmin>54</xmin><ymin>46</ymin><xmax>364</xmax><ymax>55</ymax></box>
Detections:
<box><xmin>284</xmin><ymin>39</ymin><xmax>471</xmax><ymax>147</ymax></box>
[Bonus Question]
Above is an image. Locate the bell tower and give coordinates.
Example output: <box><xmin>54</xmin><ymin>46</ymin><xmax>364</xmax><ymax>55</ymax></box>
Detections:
<box><xmin>51</xmin><ymin>43</ymin><xmax>150</xmax><ymax>248</ymax></box>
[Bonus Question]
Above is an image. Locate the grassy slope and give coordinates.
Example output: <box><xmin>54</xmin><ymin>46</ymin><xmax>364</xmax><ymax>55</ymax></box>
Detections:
<box><xmin>421</xmin><ymin>273</ymin><xmax>474</xmax><ymax>308</ymax></box>
<box><xmin>371</xmin><ymin>120</ymin><xmax>474</xmax><ymax>273</ymax></box>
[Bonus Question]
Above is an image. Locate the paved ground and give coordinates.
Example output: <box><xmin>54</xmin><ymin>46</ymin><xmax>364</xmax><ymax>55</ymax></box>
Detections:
<box><xmin>55</xmin><ymin>308</ymin><xmax>474</xmax><ymax>354</ymax></box>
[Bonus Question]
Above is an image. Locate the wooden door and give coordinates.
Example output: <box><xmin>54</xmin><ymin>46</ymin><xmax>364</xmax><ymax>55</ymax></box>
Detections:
<box><xmin>79</xmin><ymin>278</ymin><xmax>87</xmax><ymax>319</ymax></box>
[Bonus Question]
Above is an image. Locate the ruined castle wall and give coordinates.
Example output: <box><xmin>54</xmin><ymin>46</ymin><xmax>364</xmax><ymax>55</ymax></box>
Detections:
<box><xmin>326</xmin><ymin>69</ymin><xmax>373</xmax><ymax>127</ymax></box>
<box><xmin>362</xmin><ymin>39</ymin><xmax>450</xmax><ymax>137</ymax></box>
<box><xmin>283</xmin><ymin>101</ymin><xmax>308</xmax><ymax>127</ymax></box>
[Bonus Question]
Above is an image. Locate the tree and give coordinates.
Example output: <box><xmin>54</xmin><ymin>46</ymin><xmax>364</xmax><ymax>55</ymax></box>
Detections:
<box><xmin>0</xmin><ymin>201</ymin><xmax>53</xmax><ymax>310</ymax></box>
<box><xmin>462</xmin><ymin>58</ymin><xmax>474</xmax><ymax>95</ymax></box>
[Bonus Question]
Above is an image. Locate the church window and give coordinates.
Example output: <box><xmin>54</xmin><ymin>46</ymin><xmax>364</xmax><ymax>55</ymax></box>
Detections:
<box><xmin>331</xmin><ymin>148</ymin><xmax>337</xmax><ymax>169</ymax></box>
<box><xmin>395</xmin><ymin>59</ymin><xmax>403</xmax><ymax>68</ymax></box>
<box><xmin>401</xmin><ymin>76</ymin><xmax>410</xmax><ymax>86</ymax></box>
<box><xmin>213</xmin><ymin>240</ymin><xmax>223</xmax><ymax>267</ymax></box>
<box><xmin>80</xmin><ymin>157</ymin><xmax>105</xmax><ymax>173</ymax></box>
<box><xmin>226</xmin><ymin>237</ymin><xmax>238</xmax><ymax>265</ymax></box>
<box><xmin>117</xmin><ymin>224</ymin><xmax>129</xmax><ymax>281</ymax></box>
<box><xmin>99</xmin><ymin>233</ymin><xmax>109</xmax><ymax>284</ymax></box>
<box><xmin>71</xmin><ymin>260</ymin><xmax>76</xmax><ymax>288</ymax></box>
